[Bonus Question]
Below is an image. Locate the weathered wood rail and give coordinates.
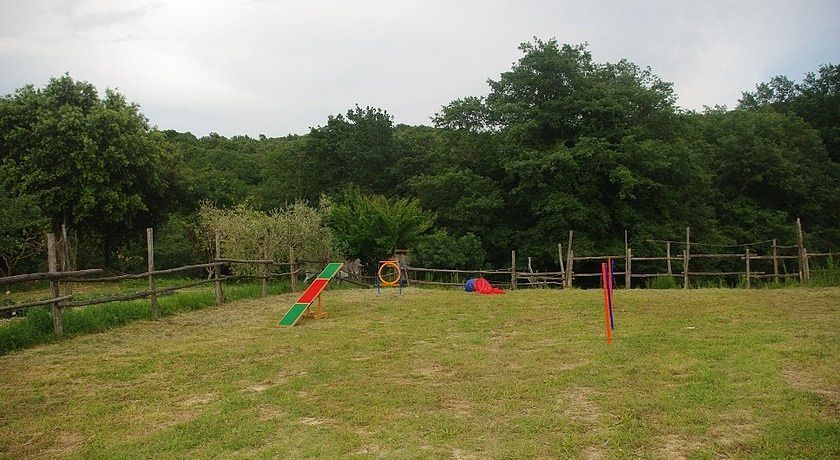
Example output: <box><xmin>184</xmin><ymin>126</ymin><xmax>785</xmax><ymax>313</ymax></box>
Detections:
<box><xmin>0</xmin><ymin>228</ymin><xmax>332</xmax><ymax>336</ymax></box>
<box><xmin>3</xmin><ymin>219</ymin><xmax>836</xmax><ymax>335</ymax></box>
<box><xmin>406</xmin><ymin>219</ymin><xmax>837</xmax><ymax>291</ymax></box>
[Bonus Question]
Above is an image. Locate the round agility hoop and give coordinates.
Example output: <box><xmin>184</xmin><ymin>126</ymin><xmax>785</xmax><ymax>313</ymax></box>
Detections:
<box><xmin>377</xmin><ymin>260</ymin><xmax>402</xmax><ymax>287</ymax></box>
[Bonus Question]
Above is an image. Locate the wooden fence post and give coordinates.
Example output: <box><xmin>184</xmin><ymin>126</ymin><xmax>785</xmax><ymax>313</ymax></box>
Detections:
<box><xmin>214</xmin><ymin>231</ymin><xmax>223</xmax><ymax>305</ymax></box>
<box><xmin>566</xmin><ymin>230</ymin><xmax>574</xmax><ymax>289</ymax></box>
<box><xmin>262</xmin><ymin>232</ymin><xmax>269</xmax><ymax>297</ymax></box>
<box><xmin>772</xmin><ymin>239</ymin><xmax>780</xmax><ymax>284</ymax></box>
<box><xmin>47</xmin><ymin>233</ymin><xmax>62</xmax><ymax>336</ymax></box>
<box><xmin>745</xmin><ymin>247</ymin><xmax>751</xmax><ymax>289</ymax></box>
<box><xmin>804</xmin><ymin>248</ymin><xmax>811</xmax><ymax>281</ymax></box>
<box><xmin>557</xmin><ymin>243</ymin><xmax>566</xmax><ymax>287</ymax></box>
<box><xmin>289</xmin><ymin>245</ymin><xmax>297</xmax><ymax>292</ymax></box>
<box><xmin>147</xmin><ymin>228</ymin><xmax>158</xmax><ymax>320</ymax></box>
<box><xmin>796</xmin><ymin>217</ymin><xmax>808</xmax><ymax>283</ymax></box>
<box><xmin>684</xmin><ymin>227</ymin><xmax>691</xmax><ymax>289</ymax></box>
<box><xmin>510</xmin><ymin>250</ymin><xmax>517</xmax><ymax>289</ymax></box>
<box><xmin>666</xmin><ymin>241</ymin><xmax>672</xmax><ymax>276</ymax></box>
<box><xmin>624</xmin><ymin>230</ymin><xmax>631</xmax><ymax>290</ymax></box>
<box><xmin>60</xmin><ymin>224</ymin><xmax>72</xmax><ymax>296</ymax></box>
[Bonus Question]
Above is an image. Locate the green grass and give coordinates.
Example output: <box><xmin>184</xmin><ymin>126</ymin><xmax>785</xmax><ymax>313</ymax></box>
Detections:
<box><xmin>807</xmin><ymin>257</ymin><xmax>840</xmax><ymax>287</ymax></box>
<box><xmin>644</xmin><ymin>275</ymin><xmax>679</xmax><ymax>289</ymax></box>
<box><xmin>0</xmin><ymin>287</ymin><xmax>838</xmax><ymax>458</ymax></box>
<box><xmin>0</xmin><ymin>279</ymin><xmax>296</xmax><ymax>355</ymax></box>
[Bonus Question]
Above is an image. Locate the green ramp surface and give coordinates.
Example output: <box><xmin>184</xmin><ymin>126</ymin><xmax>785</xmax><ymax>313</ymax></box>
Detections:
<box><xmin>278</xmin><ymin>262</ymin><xmax>343</xmax><ymax>326</ymax></box>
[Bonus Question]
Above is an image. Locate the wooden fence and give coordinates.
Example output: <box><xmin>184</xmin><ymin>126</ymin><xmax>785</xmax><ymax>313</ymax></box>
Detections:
<box><xmin>0</xmin><ymin>228</ymin><xmax>326</xmax><ymax>336</ymax></box>
<box><xmin>407</xmin><ymin>219</ymin><xmax>838</xmax><ymax>290</ymax></box>
<box><xmin>2</xmin><ymin>219</ymin><xmax>837</xmax><ymax>335</ymax></box>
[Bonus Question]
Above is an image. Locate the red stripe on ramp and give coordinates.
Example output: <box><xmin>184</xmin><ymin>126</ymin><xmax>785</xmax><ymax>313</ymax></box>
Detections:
<box><xmin>297</xmin><ymin>278</ymin><xmax>329</xmax><ymax>304</ymax></box>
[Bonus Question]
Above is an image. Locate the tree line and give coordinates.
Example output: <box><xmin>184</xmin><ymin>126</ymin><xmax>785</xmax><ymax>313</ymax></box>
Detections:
<box><xmin>1</xmin><ymin>38</ymin><xmax>837</xmax><ymax>276</ymax></box>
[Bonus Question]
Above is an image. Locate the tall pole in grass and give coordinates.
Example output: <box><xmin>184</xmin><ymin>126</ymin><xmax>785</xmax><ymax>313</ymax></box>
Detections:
<box><xmin>147</xmin><ymin>228</ymin><xmax>158</xmax><ymax>320</ymax></box>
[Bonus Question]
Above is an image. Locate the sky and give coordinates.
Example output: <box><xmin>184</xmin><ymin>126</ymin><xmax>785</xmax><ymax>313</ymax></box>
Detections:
<box><xmin>1</xmin><ymin>0</ymin><xmax>838</xmax><ymax>137</ymax></box>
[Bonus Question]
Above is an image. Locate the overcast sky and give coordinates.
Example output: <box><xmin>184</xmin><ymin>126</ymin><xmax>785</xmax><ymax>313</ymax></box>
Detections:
<box><xmin>1</xmin><ymin>0</ymin><xmax>838</xmax><ymax>137</ymax></box>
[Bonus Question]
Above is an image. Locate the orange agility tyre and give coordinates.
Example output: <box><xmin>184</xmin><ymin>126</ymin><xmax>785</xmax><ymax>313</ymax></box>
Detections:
<box><xmin>378</xmin><ymin>260</ymin><xmax>401</xmax><ymax>287</ymax></box>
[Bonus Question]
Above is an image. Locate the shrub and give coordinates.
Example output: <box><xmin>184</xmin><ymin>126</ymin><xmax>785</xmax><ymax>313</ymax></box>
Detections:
<box><xmin>196</xmin><ymin>200</ymin><xmax>334</xmax><ymax>275</ymax></box>
<box><xmin>412</xmin><ymin>231</ymin><xmax>487</xmax><ymax>269</ymax></box>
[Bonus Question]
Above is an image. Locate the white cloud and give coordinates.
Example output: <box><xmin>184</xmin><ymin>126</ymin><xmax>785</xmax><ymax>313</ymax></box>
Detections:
<box><xmin>1</xmin><ymin>0</ymin><xmax>838</xmax><ymax>136</ymax></box>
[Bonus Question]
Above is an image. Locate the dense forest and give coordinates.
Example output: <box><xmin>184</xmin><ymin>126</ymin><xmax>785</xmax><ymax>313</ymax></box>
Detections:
<box><xmin>1</xmin><ymin>38</ymin><xmax>838</xmax><ymax>275</ymax></box>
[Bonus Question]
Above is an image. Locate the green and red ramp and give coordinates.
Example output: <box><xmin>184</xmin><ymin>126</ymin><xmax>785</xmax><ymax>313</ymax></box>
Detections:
<box><xmin>278</xmin><ymin>262</ymin><xmax>343</xmax><ymax>326</ymax></box>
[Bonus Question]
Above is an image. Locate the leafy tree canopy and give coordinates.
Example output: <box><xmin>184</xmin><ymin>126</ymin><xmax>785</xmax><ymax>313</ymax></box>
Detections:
<box><xmin>739</xmin><ymin>64</ymin><xmax>840</xmax><ymax>162</ymax></box>
<box><xmin>0</xmin><ymin>74</ymin><xmax>177</xmax><ymax>264</ymax></box>
<box><xmin>328</xmin><ymin>188</ymin><xmax>433</xmax><ymax>270</ymax></box>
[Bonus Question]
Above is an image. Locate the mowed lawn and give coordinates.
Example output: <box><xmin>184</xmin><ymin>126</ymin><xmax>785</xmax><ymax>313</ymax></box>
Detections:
<box><xmin>0</xmin><ymin>287</ymin><xmax>837</xmax><ymax>459</ymax></box>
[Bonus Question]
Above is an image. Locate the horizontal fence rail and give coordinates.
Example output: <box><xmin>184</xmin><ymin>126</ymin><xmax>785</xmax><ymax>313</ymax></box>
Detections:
<box><xmin>2</xmin><ymin>219</ymin><xmax>837</xmax><ymax>337</ymax></box>
<box><xmin>402</xmin><ymin>220</ymin><xmax>837</xmax><ymax>292</ymax></box>
<box><xmin>0</xmin><ymin>228</ymin><xmax>338</xmax><ymax>336</ymax></box>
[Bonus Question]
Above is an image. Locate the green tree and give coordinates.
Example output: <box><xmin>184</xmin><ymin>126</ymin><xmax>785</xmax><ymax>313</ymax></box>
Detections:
<box><xmin>479</xmin><ymin>39</ymin><xmax>677</xmax><ymax>149</ymax></box>
<box><xmin>329</xmin><ymin>189</ymin><xmax>433</xmax><ymax>270</ymax></box>
<box><xmin>253</xmin><ymin>135</ymin><xmax>309</xmax><ymax>209</ymax></box>
<box><xmin>302</xmin><ymin>105</ymin><xmax>398</xmax><ymax>200</ymax></box>
<box><xmin>162</xmin><ymin>130</ymin><xmax>263</xmax><ymax>211</ymax></box>
<box><xmin>196</xmin><ymin>201</ymin><xmax>333</xmax><ymax>276</ymax></box>
<box><xmin>699</xmin><ymin>108</ymin><xmax>840</xmax><ymax>245</ymax></box>
<box><xmin>412</xmin><ymin>231</ymin><xmax>487</xmax><ymax>269</ymax></box>
<box><xmin>0</xmin><ymin>163</ymin><xmax>48</xmax><ymax>276</ymax></box>
<box><xmin>0</xmin><ymin>75</ymin><xmax>178</xmax><ymax>265</ymax></box>
<box><xmin>739</xmin><ymin>64</ymin><xmax>839</xmax><ymax>162</ymax></box>
<box><xmin>407</xmin><ymin>169</ymin><xmax>504</xmax><ymax>236</ymax></box>
<box><xmin>435</xmin><ymin>38</ymin><xmax>697</xmax><ymax>265</ymax></box>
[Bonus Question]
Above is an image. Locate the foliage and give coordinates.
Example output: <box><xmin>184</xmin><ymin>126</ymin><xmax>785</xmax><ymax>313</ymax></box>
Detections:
<box><xmin>644</xmin><ymin>275</ymin><xmax>678</xmax><ymax>289</ymax></box>
<box><xmin>739</xmin><ymin>64</ymin><xmax>839</xmax><ymax>162</ymax></box>
<box><xmin>328</xmin><ymin>188</ymin><xmax>433</xmax><ymax>269</ymax></box>
<box><xmin>2</xmin><ymin>43</ymin><xmax>837</xmax><ymax>272</ymax></box>
<box><xmin>0</xmin><ymin>163</ymin><xmax>48</xmax><ymax>276</ymax></box>
<box><xmin>0</xmin><ymin>75</ymin><xmax>178</xmax><ymax>265</ymax></box>
<box><xmin>110</xmin><ymin>212</ymin><xmax>202</xmax><ymax>273</ymax></box>
<box><xmin>300</xmin><ymin>105</ymin><xmax>399</xmax><ymax>200</ymax></box>
<box><xmin>196</xmin><ymin>201</ymin><xmax>333</xmax><ymax>275</ymax></box>
<box><xmin>411</xmin><ymin>230</ymin><xmax>487</xmax><ymax>269</ymax></box>
<box><xmin>153</xmin><ymin>213</ymin><xmax>203</xmax><ymax>269</ymax></box>
<box><xmin>698</xmin><ymin>108</ymin><xmax>840</xmax><ymax>244</ymax></box>
<box><xmin>407</xmin><ymin>169</ymin><xmax>504</xmax><ymax>236</ymax></box>
<box><xmin>806</xmin><ymin>257</ymin><xmax>840</xmax><ymax>287</ymax></box>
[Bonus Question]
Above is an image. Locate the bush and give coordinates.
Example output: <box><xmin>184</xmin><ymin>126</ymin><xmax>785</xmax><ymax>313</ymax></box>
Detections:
<box><xmin>412</xmin><ymin>231</ymin><xmax>487</xmax><ymax>269</ymax></box>
<box><xmin>329</xmin><ymin>189</ymin><xmax>433</xmax><ymax>269</ymax></box>
<box><xmin>197</xmin><ymin>201</ymin><xmax>334</xmax><ymax>275</ymax></box>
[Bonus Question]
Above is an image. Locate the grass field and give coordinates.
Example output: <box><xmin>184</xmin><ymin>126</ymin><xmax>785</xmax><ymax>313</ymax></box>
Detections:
<box><xmin>1</xmin><ymin>287</ymin><xmax>838</xmax><ymax>458</ymax></box>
